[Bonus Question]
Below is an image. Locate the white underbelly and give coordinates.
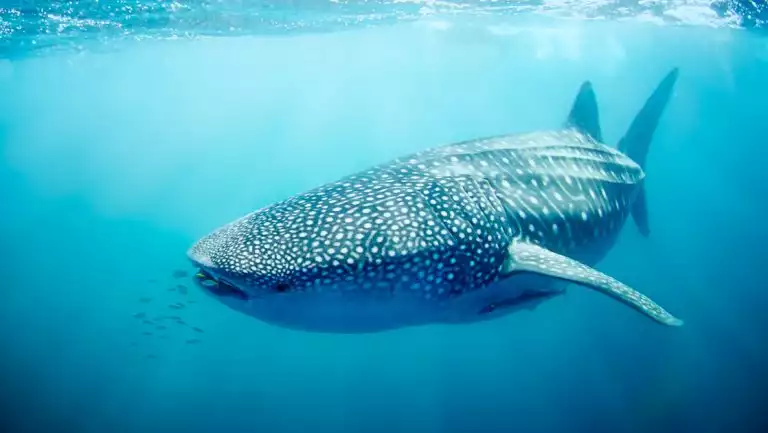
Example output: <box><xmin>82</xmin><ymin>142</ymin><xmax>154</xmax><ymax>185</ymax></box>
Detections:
<box><xmin>434</xmin><ymin>272</ymin><xmax>567</xmax><ymax>324</ymax></box>
<box><xmin>213</xmin><ymin>273</ymin><xmax>568</xmax><ymax>333</ymax></box>
<box><xmin>218</xmin><ymin>289</ymin><xmax>439</xmax><ymax>334</ymax></box>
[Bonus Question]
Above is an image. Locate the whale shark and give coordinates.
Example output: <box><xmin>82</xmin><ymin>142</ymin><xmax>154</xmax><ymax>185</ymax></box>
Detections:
<box><xmin>187</xmin><ymin>68</ymin><xmax>682</xmax><ymax>333</ymax></box>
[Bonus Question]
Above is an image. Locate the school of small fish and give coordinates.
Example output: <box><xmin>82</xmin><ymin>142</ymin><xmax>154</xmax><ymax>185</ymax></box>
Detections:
<box><xmin>128</xmin><ymin>268</ymin><xmax>206</xmax><ymax>360</ymax></box>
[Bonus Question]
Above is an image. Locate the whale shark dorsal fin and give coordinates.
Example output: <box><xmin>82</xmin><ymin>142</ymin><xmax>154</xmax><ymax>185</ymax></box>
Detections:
<box><xmin>564</xmin><ymin>81</ymin><xmax>603</xmax><ymax>143</ymax></box>
<box><xmin>501</xmin><ymin>241</ymin><xmax>683</xmax><ymax>327</ymax></box>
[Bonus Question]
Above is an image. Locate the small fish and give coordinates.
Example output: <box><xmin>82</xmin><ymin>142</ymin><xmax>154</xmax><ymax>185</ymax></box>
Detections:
<box><xmin>139</xmin><ymin>297</ymin><xmax>152</xmax><ymax>303</ymax></box>
<box><xmin>155</xmin><ymin>325</ymin><xmax>167</xmax><ymax>330</ymax></box>
<box><xmin>167</xmin><ymin>287</ymin><xmax>177</xmax><ymax>292</ymax></box>
<box><xmin>194</xmin><ymin>271</ymin><xmax>218</xmax><ymax>287</ymax></box>
<box><xmin>142</xmin><ymin>319</ymin><xmax>154</xmax><ymax>325</ymax></box>
<box><xmin>186</xmin><ymin>338</ymin><xmax>201</xmax><ymax>345</ymax></box>
<box><xmin>132</xmin><ymin>312</ymin><xmax>147</xmax><ymax>319</ymax></box>
<box><xmin>177</xmin><ymin>285</ymin><xmax>188</xmax><ymax>295</ymax></box>
<box><xmin>168</xmin><ymin>303</ymin><xmax>185</xmax><ymax>310</ymax></box>
<box><xmin>172</xmin><ymin>270</ymin><xmax>188</xmax><ymax>279</ymax></box>
<box><xmin>146</xmin><ymin>354</ymin><xmax>158</xmax><ymax>359</ymax></box>
<box><xmin>142</xmin><ymin>331</ymin><xmax>153</xmax><ymax>336</ymax></box>
<box><xmin>191</xmin><ymin>327</ymin><xmax>204</xmax><ymax>333</ymax></box>
<box><xmin>160</xmin><ymin>335</ymin><xmax>169</xmax><ymax>340</ymax></box>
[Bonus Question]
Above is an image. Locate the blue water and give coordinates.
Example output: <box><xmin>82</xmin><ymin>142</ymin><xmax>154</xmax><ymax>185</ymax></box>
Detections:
<box><xmin>1</xmin><ymin>1</ymin><xmax>768</xmax><ymax>432</ymax></box>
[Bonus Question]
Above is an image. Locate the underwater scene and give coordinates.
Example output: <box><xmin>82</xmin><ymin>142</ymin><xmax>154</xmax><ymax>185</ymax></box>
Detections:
<box><xmin>1</xmin><ymin>1</ymin><xmax>768</xmax><ymax>432</ymax></box>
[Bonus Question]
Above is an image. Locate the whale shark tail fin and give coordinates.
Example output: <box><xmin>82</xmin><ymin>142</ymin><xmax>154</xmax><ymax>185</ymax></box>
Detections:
<box><xmin>565</xmin><ymin>81</ymin><xmax>603</xmax><ymax>143</ymax></box>
<box><xmin>617</xmin><ymin>67</ymin><xmax>680</xmax><ymax>237</ymax></box>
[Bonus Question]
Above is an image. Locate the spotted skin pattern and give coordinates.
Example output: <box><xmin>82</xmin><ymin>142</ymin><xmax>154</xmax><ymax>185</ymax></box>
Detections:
<box><xmin>188</xmin><ymin>68</ymin><xmax>683</xmax><ymax>333</ymax></box>
<box><xmin>191</xmin><ymin>131</ymin><xmax>635</xmax><ymax>299</ymax></box>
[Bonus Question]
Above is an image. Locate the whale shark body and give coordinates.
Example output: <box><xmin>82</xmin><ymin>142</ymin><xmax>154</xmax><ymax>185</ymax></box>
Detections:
<box><xmin>187</xmin><ymin>68</ymin><xmax>683</xmax><ymax>333</ymax></box>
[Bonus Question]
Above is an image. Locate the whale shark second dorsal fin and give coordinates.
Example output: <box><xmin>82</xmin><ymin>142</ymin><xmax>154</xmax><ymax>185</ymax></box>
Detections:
<box><xmin>564</xmin><ymin>81</ymin><xmax>603</xmax><ymax>143</ymax></box>
<box><xmin>501</xmin><ymin>241</ymin><xmax>684</xmax><ymax>327</ymax></box>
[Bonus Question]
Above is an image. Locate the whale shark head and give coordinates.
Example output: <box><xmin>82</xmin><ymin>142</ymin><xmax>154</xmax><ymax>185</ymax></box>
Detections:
<box><xmin>185</xmin><ymin>188</ymin><xmax>467</xmax><ymax>333</ymax></box>
<box><xmin>187</xmin><ymin>212</ymin><xmax>292</xmax><ymax>302</ymax></box>
<box><xmin>185</xmin><ymin>199</ymin><xmax>569</xmax><ymax>333</ymax></box>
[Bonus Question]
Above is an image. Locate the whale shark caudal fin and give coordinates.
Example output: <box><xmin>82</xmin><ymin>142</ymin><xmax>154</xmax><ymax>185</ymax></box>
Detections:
<box><xmin>563</xmin><ymin>69</ymin><xmax>679</xmax><ymax>237</ymax></box>
<box><xmin>501</xmin><ymin>241</ymin><xmax>684</xmax><ymax>327</ymax></box>
<box><xmin>618</xmin><ymin>67</ymin><xmax>680</xmax><ymax>237</ymax></box>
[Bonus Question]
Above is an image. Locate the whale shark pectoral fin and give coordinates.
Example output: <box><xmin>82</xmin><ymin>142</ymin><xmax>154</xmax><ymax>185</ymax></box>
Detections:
<box><xmin>501</xmin><ymin>241</ymin><xmax>683</xmax><ymax>327</ymax></box>
<box><xmin>564</xmin><ymin>80</ymin><xmax>603</xmax><ymax>143</ymax></box>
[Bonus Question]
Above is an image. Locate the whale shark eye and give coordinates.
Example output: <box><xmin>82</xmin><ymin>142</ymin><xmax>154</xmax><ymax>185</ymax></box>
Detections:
<box><xmin>274</xmin><ymin>282</ymin><xmax>290</xmax><ymax>293</ymax></box>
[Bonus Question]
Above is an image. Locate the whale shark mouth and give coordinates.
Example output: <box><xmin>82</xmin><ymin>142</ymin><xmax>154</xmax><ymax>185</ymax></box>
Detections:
<box><xmin>193</xmin><ymin>269</ymin><xmax>249</xmax><ymax>301</ymax></box>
